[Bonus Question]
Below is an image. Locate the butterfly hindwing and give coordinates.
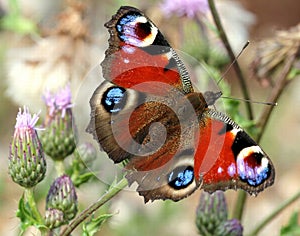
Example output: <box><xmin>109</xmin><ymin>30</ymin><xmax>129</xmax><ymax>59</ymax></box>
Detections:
<box><xmin>196</xmin><ymin>110</ymin><xmax>274</xmax><ymax>195</ymax></box>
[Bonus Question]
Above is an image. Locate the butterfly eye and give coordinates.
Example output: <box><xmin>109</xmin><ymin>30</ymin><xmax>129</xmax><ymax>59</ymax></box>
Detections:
<box><xmin>168</xmin><ymin>166</ymin><xmax>194</xmax><ymax>190</ymax></box>
<box><xmin>101</xmin><ymin>87</ymin><xmax>127</xmax><ymax>113</ymax></box>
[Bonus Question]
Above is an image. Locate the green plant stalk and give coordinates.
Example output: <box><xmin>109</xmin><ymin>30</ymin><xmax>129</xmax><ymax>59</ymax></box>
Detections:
<box><xmin>24</xmin><ymin>187</ymin><xmax>43</xmax><ymax>224</ymax></box>
<box><xmin>232</xmin><ymin>56</ymin><xmax>296</xmax><ymax>220</ymax></box>
<box><xmin>207</xmin><ymin>0</ymin><xmax>253</xmax><ymax>120</ymax></box>
<box><xmin>243</xmin><ymin>50</ymin><xmax>298</xmax><ymax>235</ymax></box>
<box><xmin>54</xmin><ymin>160</ymin><xmax>65</xmax><ymax>176</ymax></box>
<box><xmin>248</xmin><ymin>190</ymin><xmax>300</xmax><ymax>236</ymax></box>
<box><xmin>208</xmin><ymin>0</ymin><xmax>254</xmax><ymax>220</ymax></box>
<box><xmin>59</xmin><ymin>177</ymin><xmax>128</xmax><ymax>236</ymax></box>
<box><xmin>231</xmin><ymin>190</ymin><xmax>247</xmax><ymax>220</ymax></box>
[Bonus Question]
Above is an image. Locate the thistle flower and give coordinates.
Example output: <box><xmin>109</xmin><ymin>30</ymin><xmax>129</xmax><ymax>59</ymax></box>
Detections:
<box><xmin>46</xmin><ymin>174</ymin><xmax>78</xmax><ymax>224</ymax></box>
<box><xmin>8</xmin><ymin>107</ymin><xmax>46</xmax><ymax>188</ymax></box>
<box><xmin>76</xmin><ymin>142</ymin><xmax>97</xmax><ymax>165</ymax></box>
<box><xmin>215</xmin><ymin>219</ymin><xmax>243</xmax><ymax>236</ymax></box>
<box><xmin>161</xmin><ymin>0</ymin><xmax>209</xmax><ymax>18</ymax></box>
<box><xmin>196</xmin><ymin>191</ymin><xmax>228</xmax><ymax>235</ymax></box>
<box><xmin>44</xmin><ymin>208</ymin><xmax>65</xmax><ymax>229</ymax></box>
<box><xmin>40</xmin><ymin>85</ymin><xmax>76</xmax><ymax>160</ymax></box>
<box><xmin>196</xmin><ymin>191</ymin><xmax>244</xmax><ymax>235</ymax></box>
<box><xmin>251</xmin><ymin>24</ymin><xmax>300</xmax><ymax>87</ymax></box>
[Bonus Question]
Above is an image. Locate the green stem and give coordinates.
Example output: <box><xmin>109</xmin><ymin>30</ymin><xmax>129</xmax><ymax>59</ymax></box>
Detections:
<box><xmin>248</xmin><ymin>190</ymin><xmax>300</xmax><ymax>236</ymax></box>
<box><xmin>54</xmin><ymin>160</ymin><xmax>65</xmax><ymax>176</ymax></box>
<box><xmin>231</xmin><ymin>190</ymin><xmax>247</xmax><ymax>220</ymax></box>
<box><xmin>207</xmin><ymin>0</ymin><xmax>253</xmax><ymax>120</ymax></box>
<box><xmin>208</xmin><ymin>0</ymin><xmax>253</xmax><ymax>221</ymax></box>
<box><xmin>59</xmin><ymin>177</ymin><xmax>128</xmax><ymax>236</ymax></box>
<box><xmin>24</xmin><ymin>187</ymin><xmax>43</xmax><ymax>224</ymax></box>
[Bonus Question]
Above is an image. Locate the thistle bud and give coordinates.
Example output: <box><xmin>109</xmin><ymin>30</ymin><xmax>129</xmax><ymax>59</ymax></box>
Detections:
<box><xmin>44</xmin><ymin>208</ymin><xmax>64</xmax><ymax>229</ymax></box>
<box><xmin>40</xmin><ymin>85</ymin><xmax>76</xmax><ymax>160</ymax></box>
<box><xmin>46</xmin><ymin>174</ymin><xmax>78</xmax><ymax>222</ymax></box>
<box><xmin>76</xmin><ymin>142</ymin><xmax>97</xmax><ymax>165</ymax></box>
<box><xmin>196</xmin><ymin>191</ymin><xmax>228</xmax><ymax>235</ymax></box>
<box><xmin>8</xmin><ymin>107</ymin><xmax>46</xmax><ymax>188</ymax></box>
<box><xmin>215</xmin><ymin>219</ymin><xmax>243</xmax><ymax>236</ymax></box>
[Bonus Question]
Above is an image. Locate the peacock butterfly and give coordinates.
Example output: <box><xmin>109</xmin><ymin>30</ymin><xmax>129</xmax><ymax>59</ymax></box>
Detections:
<box><xmin>87</xmin><ymin>6</ymin><xmax>275</xmax><ymax>202</ymax></box>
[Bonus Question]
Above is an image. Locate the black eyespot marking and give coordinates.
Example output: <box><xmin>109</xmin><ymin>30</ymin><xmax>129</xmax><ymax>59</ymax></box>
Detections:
<box><xmin>231</xmin><ymin>131</ymin><xmax>256</xmax><ymax>159</ymax></box>
<box><xmin>218</xmin><ymin>123</ymin><xmax>234</xmax><ymax>135</ymax></box>
<box><xmin>135</xmin><ymin>21</ymin><xmax>152</xmax><ymax>39</ymax></box>
<box><xmin>101</xmin><ymin>87</ymin><xmax>127</xmax><ymax>113</ymax></box>
<box><xmin>168</xmin><ymin>166</ymin><xmax>194</xmax><ymax>190</ymax></box>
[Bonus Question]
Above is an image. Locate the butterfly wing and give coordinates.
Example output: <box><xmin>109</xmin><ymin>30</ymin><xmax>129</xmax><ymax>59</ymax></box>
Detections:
<box><xmin>101</xmin><ymin>6</ymin><xmax>193</xmax><ymax>95</ymax></box>
<box><xmin>196</xmin><ymin>109</ymin><xmax>275</xmax><ymax>196</ymax></box>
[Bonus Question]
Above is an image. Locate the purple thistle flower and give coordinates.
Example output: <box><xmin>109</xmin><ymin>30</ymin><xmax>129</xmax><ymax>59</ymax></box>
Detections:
<box><xmin>160</xmin><ymin>0</ymin><xmax>209</xmax><ymax>18</ymax></box>
<box><xmin>43</xmin><ymin>84</ymin><xmax>73</xmax><ymax>118</ymax></box>
<box><xmin>9</xmin><ymin>107</ymin><xmax>46</xmax><ymax>188</ymax></box>
<box><xmin>41</xmin><ymin>85</ymin><xmax>76</xmax><ymax>160</ymax></box>
<box><xmin>46</xmin><ymin>174</ymin><xmax>78</xmax><ymax>224</ymax></box>
<box><xmin>44</xmin><ymin>208</ymin><xmax>65</xmax><ymax>229</ymax></box>
<box><xmin>216</xmin><ymin>219</ymin><xmax>243</xmax><ymax>236</ymax></box>
<box><xmin>196</xmin><ymin>191</ymin><xmax>228</xmax><ymax>235</ymax></box>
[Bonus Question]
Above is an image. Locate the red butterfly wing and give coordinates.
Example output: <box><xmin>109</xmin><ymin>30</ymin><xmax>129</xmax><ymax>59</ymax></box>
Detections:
<box><xmin>101</xmin><ymin>6</ymin><xmax>193</xmax><ymax>95</ymax></box>
<box><xmin>195</xmin><ymin>109</ymin><xmax>275</xmax><ymax>195</ymax></box>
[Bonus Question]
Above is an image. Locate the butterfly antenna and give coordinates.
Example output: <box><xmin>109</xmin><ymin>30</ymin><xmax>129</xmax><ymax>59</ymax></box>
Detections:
<box><xmin>222</xmin><ymin>96</ymin><xmax>278</xmax><ymax>106</ymax></box>
<box><xmin>217</xmin><ymin>41</ymin><xmax>250</xmax><ymax>85</ymax></box>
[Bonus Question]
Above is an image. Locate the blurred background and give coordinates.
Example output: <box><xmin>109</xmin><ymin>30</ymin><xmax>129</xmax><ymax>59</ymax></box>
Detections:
<box><xmin>0</xmin><ymin>0</ymin><xmax>299</xmax><ymax>235</ymax></box>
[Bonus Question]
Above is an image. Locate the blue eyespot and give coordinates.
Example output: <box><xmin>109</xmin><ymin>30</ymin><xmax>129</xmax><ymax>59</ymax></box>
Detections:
<box><xmin>101</xmin><ymin>87</ymin><xmax>126</xmax><ymax>113</ymax></box>
<box><xmin>117</xmin><ymin>13</ymin><xmax>141</xmax><ymax>42</ymax></box>
<box><xmin>237</xmin><ymin>152</ymin><xmax>271</xmax><ymax>187</ymax></box>
<box><xmin>168</xmin><ymin>166</ymin><xmax>194</xmax><ymax>190</ymax></box>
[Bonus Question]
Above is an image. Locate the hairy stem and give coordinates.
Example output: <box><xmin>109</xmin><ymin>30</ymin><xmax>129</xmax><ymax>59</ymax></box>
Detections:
<box><xmin>207</xmin><ymin>0</ymin><xmax>253</xmax><ymax>120</ymax></box>
<box><xmin>59</xmin><ymin>178</ymin><xmax>128</xmax><ymax>236</ymax></box>
<box><xmin>54</xmin><ymin>160</ymin><xmax>65</xmax><ymax>176</ymax></box>
<box><xmin>24</xmin><ymin>187</ymin><xmax>43</xmax><ymax>224</ymax></box>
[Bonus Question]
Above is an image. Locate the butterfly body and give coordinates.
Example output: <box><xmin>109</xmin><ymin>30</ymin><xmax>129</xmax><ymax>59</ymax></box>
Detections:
<box><xmin>87</xmin><ymin>6</ymin><xmax>275</xmax><ymax>202</ymax></box>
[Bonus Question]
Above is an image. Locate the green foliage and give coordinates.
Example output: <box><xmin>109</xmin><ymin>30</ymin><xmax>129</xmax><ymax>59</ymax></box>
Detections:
<box><xmin>288</xmin><ymin>67</ymin><xmax>300</xmax><ymax>80</ymax></box>
<box><xmin>280</xmin><ymin>212</ymin><xmax>300</xmax><ymax>236</ymax></box>
<box><xmin>67</xmin><ymin>150</ymin><xmax>96</xmax><ymax>188</ymax></box>
<box><xmin>82</xmin><ymin>213</ymin><xmax>114</xmax><ymax>236</ymax></box>
<box><xmin>0</xmin><ymin>0</ymin><xmax>38</xmax><ymax>34</ymax></box>
<box><xmin>16</xmin><ymin>194</ymin><xmax>46</xmax><ymax>233</ymax></box>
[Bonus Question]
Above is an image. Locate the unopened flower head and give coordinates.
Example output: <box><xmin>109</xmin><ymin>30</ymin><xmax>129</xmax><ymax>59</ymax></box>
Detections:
<box><xmin>196</xmin><ymin>191</ymin><xmax>228</xmax><ymax>235</ymax></box>
<box><xmin>216</xmin><ymin>219</ymin><xmax>243</xmax><ymax>236</ymax></box>
<box><xmin>46</xmin><ymin>174</ymin><xmax>78</xmax><ymax>223</ymax></box>
<box><xmin>45</xmin><ymin>208</ymin><xmax>65</xmax><ymax>229</ymax></box>
<box><xmin>161</xmin><ymin>0</ymin><xmax>209</xmax><ymax>18</ymax></box>
<box><xmin>41</xmin><ymin>85</ymin><xmax>76</xmax><ymax>160</ymax></box>
<box><xmin>9</xmin><ymin>107</ymin><xmax>46</xmax><ymax>188</ymax></box>
<box><xmin>76</xmin><ymin>142</ymin><xmax>97</xmax><ymax>165</ymax></box>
